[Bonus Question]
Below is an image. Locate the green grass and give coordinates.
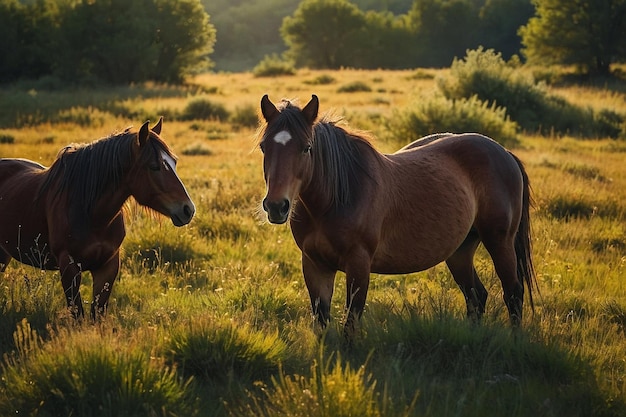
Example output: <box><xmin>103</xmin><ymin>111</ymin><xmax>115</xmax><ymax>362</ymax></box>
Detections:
<box><xmin>0</xmin><ymin>68</ymin><xmax>625</xmax><ymax>416</ymax></box>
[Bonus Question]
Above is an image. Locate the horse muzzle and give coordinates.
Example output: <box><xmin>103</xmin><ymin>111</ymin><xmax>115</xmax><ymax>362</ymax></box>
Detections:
<box><xmin>170</xmin><ymin>200</ymin><xmax>196</xmax><ymax>226</ymax></box>
<box><xmin>263</xmin><ymin>198</ymin><xmax>290</xmax><ymax>224</ymax></box>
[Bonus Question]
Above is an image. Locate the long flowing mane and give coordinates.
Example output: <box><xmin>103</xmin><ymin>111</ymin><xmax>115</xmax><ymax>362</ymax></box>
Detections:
<box><xmin>311</xmin><ymin>118</ymin><xmax>380</xmax><ymax>212</ymax></box>
<box><xmin>39</xmin><ymin>128</ymin><xmax>172</xmax><ymax>232</ymax></box>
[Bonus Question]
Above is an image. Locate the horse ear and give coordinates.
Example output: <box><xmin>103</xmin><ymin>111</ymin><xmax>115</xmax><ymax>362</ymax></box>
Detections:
<box><xmin>138</xmin><ymin>121</ymin><xmax>150</xmax><ymax>146</ymax></box>
<box><xmin>302</xmin><ymin>94</ymin><xmax>319</xmax><ymax>125</ymax></box>
<box><xmin>152</xmin><ymin>116</ymin><xmax>163</xmax><ymax>135</ymax></box>
<box><xmin>261</xmin><ymin>94</ymin><xmax>279</xmax><ymax>122</ymax></box>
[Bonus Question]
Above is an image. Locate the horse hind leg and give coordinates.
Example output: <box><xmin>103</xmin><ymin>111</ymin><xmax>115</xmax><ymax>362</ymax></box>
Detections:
<box><xmin>482</xmin><ymin>233</ymin><xmax>524</xmax><ymax>326</ymax></box>
<box><xmin>446</xmin><ymin>231</ymin><xmax>488</xmax><ymax>321</ymax></box>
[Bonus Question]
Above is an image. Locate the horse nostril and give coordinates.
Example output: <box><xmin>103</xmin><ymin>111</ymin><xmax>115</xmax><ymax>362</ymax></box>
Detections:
<box><xmin>264</xmin><ymin>199</ymin><xmax>290</xmax><ymax>218</ymax></box>
<box><xmin>183</xmin><ymin>204</ymin><xmax>193</xmax><ymax>219</ymax></box>
<box><xmin>279</xmin><ymin>199</ymin><xmax>289</xmax><ymax>216</ymax></box>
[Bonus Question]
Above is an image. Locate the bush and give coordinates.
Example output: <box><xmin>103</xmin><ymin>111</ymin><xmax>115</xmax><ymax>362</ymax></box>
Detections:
<box><xmin>56</xmin><ymin>106</ymin><xmax>111</xmax><ymax>127</ymax></box>
<box><xmin>304</xmin><ymin>74</ymin><xmax>336</xmax><ymax>85</ymax></box>
<box><xmin>253</xmin><ymin>54</ymin><xmax>296</xmax><ymax>77</ymax></box>
<box><xmin>543</xmin><ymin>195</ymin><xmax>623</xmax><ymax>220</ymax></box>
<box><xmin>230</xmin><ymin>104</ymin><xmax>259</xmax><ymax>128</ymax></box>
<box><xmin>337</xmin><ymin>81</ymin><xmax>372</xmax><ymax>93</ymax></box>
<box><xmin>239</xmin><ymin>355</ymin><xmax>388</xmax><ymax>417</ymax></box>
<box><xmin>181</xmin><ymin>142</ymin><xmax>213</xmax><ymax>156</ymax></box>
<box><xmin>180</xmin><ymin>98</ymin><xmax>229</xmax><ymax>121</ymax></box>
<box><xmin>438</xmin><ymin>48</ymin><xmax>624</xmax><ymax>138</ymax></box>
<box><xmin>0</xmin><ymin>321</ymin><xmax>196</xmax><ymax>417</ymax></box>
<box><xmin>387</xmin><ymin>95</ymin><xmax>519</xmax><ymax>148</ymax></box>
<box><xmin>164</xmin><ymin>315</ymin><xmax>287</xmax><ymax>382</ymax></box>
<box><xmin>0</xmin><ymin>133</ymin><xmax>15</xmax><ymax>144</ymax></box>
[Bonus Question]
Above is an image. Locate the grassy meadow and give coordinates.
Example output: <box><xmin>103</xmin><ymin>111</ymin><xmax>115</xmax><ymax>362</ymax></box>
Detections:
<box><xmin>0</xmin><ymin>68</ymin><xmax>625</xmax><ymax>416</ymax></box>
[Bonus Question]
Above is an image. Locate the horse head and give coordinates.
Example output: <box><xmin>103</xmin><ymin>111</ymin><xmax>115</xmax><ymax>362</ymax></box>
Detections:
<box><xmin>128</xmin><ymin>118</ymin><xmax>196</xmax><ymax>226</ymax></box>
<box><xmin>259</xmin><ymin>94</ymin><xmax>318</xmax><ymax>224</ymax></box>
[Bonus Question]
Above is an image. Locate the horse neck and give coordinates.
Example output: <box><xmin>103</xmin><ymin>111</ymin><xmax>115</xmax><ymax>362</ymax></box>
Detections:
<box><xmin>298</xmin><ymin>123</ymin><xmax>375</xmax><ymax>216</ymax></box>
<box><xmin>58</xmin><ymin>136</ymin><xmax>135</xmax><ymax>231</ymax></box>
<box><xmin>89</xmin><ymin>181</ymin><xmax>132</xmax><ymax>226</ymax></box>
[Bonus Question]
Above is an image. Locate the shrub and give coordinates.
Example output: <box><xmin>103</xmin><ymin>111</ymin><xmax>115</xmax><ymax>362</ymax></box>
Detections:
<box><xmin>337</xmin><ymin>81</ymin><xmax>372</xmax><ymax>93</ymax></box>
<box><xmin>164</xmin><ymin>315</ymin><xmax>287</xmax><ymax>382</ymax></box>
<box><xmin>438</xmin><ymin>48</ymin><xmax>624</xmax><ymax>138</ymax></box>
<box><xmin>181</xmin><ymin>142</ymin><xmax>213</xmax><ymax>156</ymax></box>
<box><xmin>0</xmin><ymin>133</ymin><xmax>15</xmax><ymax>144</ymax></box>
<box><xmin>0</xmin><ymin>321</ymin><xmax>196</xmax><ymax>417</ymax></box>
<box><xmin>253</xmin><ymin>54</ymin><xmax>296</xmax><ymax>77</ymax></box>
<box><xmin>56</xmin><ymin>106</ymin><xmax>111</xmax><ymax>127</ymax></box>
<box><xmin>561</xmin><ymin>162</ymin><xmax>606</xmax><ymax>182</ymax></box>
<box><xmin>304</xmin><ymin>74</ymin><xmax>336</xmax><ymax>85</ymax></box>
<box><xmin>230</xmin><ymin>104</ymin><xmax>259</xmax><ymax>128</ymax></box>
<box><xmin>180</xmin><ymin>98</ymin><xmax>229</xmax><ymax>121</ymax></box>
<box><xmin>543</xmin><ymin>195</ymin><xmax>623</xmax><ymax>220</ymax></box>
<box><xmin>239</xmin><ymin>355</ymin><xmax>388</xmax><ymax>417</ymax></box>
<box><xmin>387</xmin><ymin>95</ymin><xmax>519</xmax><ymax>148</ymax></box>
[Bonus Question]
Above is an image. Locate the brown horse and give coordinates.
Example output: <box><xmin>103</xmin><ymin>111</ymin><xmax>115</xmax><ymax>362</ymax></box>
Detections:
<box><xmin>0</xmin><ymin>119</ymin><xmax>195</xmax><ymax>319</ymax></box>
<box><xmin>259</xmin><ymin>94</ymin><xmax>536</xmax><ymax>335</ymax></box>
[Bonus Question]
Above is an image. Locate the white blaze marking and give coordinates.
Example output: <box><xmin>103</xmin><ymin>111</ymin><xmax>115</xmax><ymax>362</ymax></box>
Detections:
<box><xmin>273</xmin><ymin>130</ymin><xmax>292</xmax><ymax>145</ymax></box>
<box><xmin>161</xmin><ymin>150</ymin><xmax>177</xmax><ymax>172</ymax></box>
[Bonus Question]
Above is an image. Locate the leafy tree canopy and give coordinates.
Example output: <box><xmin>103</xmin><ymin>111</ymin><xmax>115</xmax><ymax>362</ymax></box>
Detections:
<box><xmin>520</xmin><ymin>0</ymin><xmax>626</xmax><ymax>75</ymax></box>
<box><xmin>0</xmin><ymin>0</ymin><xmax>215</xmax><ymax>85</ymax></box>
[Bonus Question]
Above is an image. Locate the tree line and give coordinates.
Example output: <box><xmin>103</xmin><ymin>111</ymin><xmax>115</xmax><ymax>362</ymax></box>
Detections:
<box><xmin>0</xmin><ymin>0</ymin><xmax>214</xmax><ymax>85</ymax></box>
<box><xmin>2</xmin><ymin>0</ymin><xmax>625</xmax><ymax>85</ymax></box>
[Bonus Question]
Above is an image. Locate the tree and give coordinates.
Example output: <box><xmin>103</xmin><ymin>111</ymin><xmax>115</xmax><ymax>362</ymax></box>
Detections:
<box><xmin>0</xmin><ymin>0</ymin><xmax>215</xmax><ymax>85</ymax></box>
<box><xmin>204</xmin><ymin>0</ymin><xmax>297</xmax><ymax>72</ymax></box>
<box><xmin>281</xmin><ymin>0</ymin><xmax>367</xmax><ymax>69</ymax></box>
<box><xmin>407</xmin><ymin>0</ymin><xmax>482</xmax><ymax>67</ymax></box>
<box><xmin>520</xmin><ymin>0</ymin><xmax>626</xmax><ymax>75</ymax></box>
<box><xmin>478</xmin><ymin>0</ymin><xmax>535</xmax><ymax>60</ymax></box>
<box><xmin>0</xmin><ymin>0</ymin><xmax>61</xmax><ymax>83</ymax></box>
<box><xmin>53</xmin><ymin>0</ymin><xmax>159</xmax><ymax>84</ymax></box>
<box><xmin>0</xmin><ymin>0</ymin><xmax>28</xmax><ymax>82</ymax></box>
<box><xmin>356</xmin><ymin>11</ymin><xmax>416</xmax><ymax>69</ymax></box>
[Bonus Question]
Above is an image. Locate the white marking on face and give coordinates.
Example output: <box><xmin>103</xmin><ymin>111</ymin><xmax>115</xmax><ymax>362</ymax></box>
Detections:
<box><xmin>273</xmin><ymin>130</ymin><xmax>292</xmax><ymax>146</ymax></box>
<box><xmin>161</xmin><ymin>150</ymin><xmax>177</xmax><ymax>172</ymax></box>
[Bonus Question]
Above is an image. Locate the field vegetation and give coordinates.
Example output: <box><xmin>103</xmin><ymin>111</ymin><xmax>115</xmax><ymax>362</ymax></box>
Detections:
<box><xmin>0</xmin><ymin>63</ymin><xmax>625</xmax><ymax>416</ymax></box>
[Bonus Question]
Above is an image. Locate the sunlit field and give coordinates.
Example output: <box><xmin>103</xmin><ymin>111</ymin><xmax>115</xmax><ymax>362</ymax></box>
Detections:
<box><xmin>0</xmin><ymin>68</ymin><xmax>625</xmax><ymax>416</ymax></box>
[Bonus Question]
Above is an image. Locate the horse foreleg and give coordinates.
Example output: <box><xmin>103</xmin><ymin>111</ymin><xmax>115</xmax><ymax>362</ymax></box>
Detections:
<box><xmin>344</xmin><ymin>249</ymin><xmax>371</xmax><ymax>339</ymax></box>
<box><xmin>302</xmin><ymin>254</ymin><xmax>336</xmax><ymax>328</ymax></box>
<box><xmin>90</xmin><ymin>252</ymin><xmax>120</xmax><ymax>320</ymax></box>
<box><xmin>59</xmin><ymin>253</ymin><xmax>84</xmax><ymax>318</ymax></box>
<box><xmin>0</xmin><ymin>248</ymin><xmax>11</xmax><ymax>272</ymax></box>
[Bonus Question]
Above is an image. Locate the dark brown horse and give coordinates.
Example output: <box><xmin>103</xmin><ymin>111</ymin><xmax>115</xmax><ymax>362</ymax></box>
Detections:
<box><xmin>259</xmin><ymin>94</ymin><xmax>536</xmax><ymax>335</ymax></box>
<box><xmin>0</xmin><ymin>119</ymin><xmax>195</xmax><ymax>319</ymax></box>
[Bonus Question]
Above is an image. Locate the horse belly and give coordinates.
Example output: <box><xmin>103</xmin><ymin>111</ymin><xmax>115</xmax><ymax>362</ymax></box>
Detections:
<box><xmin>371</xmin><ymin>227</ymin><xmax>468</xmax><ymax>274</ymax></box>
<box><xmin>0</xmin><ymin>166</ymin><xmax>57</xmax><ymax>270</ymax></box>
<box><xmin>0</xmin><ymin>214</ymin><xmax>56</xmax><ymax>270</ymax></box>
<box><xmin>370</xmin><ymin>177</ymin><xmax>476</xmax><ymax>274</ymax></box>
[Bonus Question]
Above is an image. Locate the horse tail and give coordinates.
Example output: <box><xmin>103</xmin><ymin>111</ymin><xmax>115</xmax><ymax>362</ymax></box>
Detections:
<box><xmin>510</xmin><ymin>152</ymin><xmax>537</xmax><ymax>310</ymax></box>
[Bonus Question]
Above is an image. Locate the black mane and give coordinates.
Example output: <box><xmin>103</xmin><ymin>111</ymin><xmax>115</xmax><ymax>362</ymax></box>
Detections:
<box><xmin>39</xmin><ymin>129</ymin><xmax>172</xmax><ymax>234</ymax></box>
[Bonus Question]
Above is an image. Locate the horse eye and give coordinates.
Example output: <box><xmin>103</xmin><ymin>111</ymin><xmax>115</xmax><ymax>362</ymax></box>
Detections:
<box><xmin>149</xmin><ymin>164</ymin><xmax>160</xmax><ymax>171</ymax></box>
<box><xmin>303</xmin><ymin>145</ymin><xmax>312</xmax><ymax>154</ymax></box>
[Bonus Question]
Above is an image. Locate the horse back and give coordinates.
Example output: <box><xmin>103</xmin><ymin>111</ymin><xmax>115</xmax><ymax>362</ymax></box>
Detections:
<box><xmin>368</xmin><ymin>133</ymin><xmax>523</xmax><ymax>272</ymax></box>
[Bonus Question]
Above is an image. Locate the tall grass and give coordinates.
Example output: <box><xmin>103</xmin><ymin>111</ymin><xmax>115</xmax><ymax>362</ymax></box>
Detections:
<box><xmin>0</xmin><ymin>69</ymin><xmax>625</xmax><ymax>416</ymax></box>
